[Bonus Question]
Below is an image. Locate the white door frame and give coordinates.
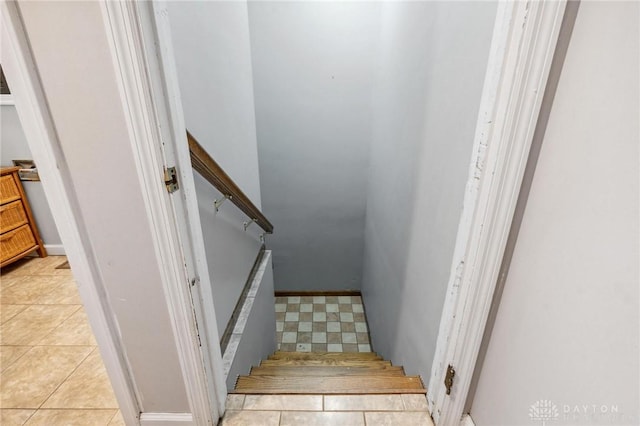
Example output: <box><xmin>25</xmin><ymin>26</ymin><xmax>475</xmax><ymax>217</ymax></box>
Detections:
<box><xmin>132</xmin><ymin>0</ymin><xmax>229</xmax><ymax>415</ymax></box>
<box><xmin>1</xmin><ymin>1</ymin><xmax>222</xmax><ymax>424</ymax></box>
<box><xmin>428</xmin><ymin>1</ymin><xmax>567</xmax><ymax>425</ymax></box>
<box><xmin>101</xmin><ymin>2</ymin><xmax>221</xmax><ymax>424</ymax></box>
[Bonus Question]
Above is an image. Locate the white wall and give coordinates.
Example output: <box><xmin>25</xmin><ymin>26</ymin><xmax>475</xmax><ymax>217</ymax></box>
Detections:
<box><xmin>361</xmin><ymin>1</ymin><xmax>497</xmax><ymax>379</ymax></box>
<box><xmin>471</xmin><ymin>2</ymin><xmax>639</xmax><ymax>424</ymax></box>
<box><xmin>0</xmin><ymin>104</ymin><xmax>63</xmax><ymax>249</ymax></box>
<box><xmin>168</xmin><ymin>1</ymin><xmax>264</xmax><ymax>335</ymax></box>
<box><xmin>17</xmin><ymin>1</ymin><xmax>190</xmax><ymax>412</ymax></box>
<box><xmin>248</xmin><ymin>2</ymin><xmax>381</xmax><ymax>291</ymax></box>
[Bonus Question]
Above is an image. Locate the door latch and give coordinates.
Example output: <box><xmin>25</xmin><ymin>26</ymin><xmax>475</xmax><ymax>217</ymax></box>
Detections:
<box><xmin>164</xmin><ymin>166</ymin><xmax>179</xmax><ymax>193</ymax></box>
<box><xmin>444</xmin><ymin>364</ymin><xmax>455</xmax><ymax>395</ymax></box>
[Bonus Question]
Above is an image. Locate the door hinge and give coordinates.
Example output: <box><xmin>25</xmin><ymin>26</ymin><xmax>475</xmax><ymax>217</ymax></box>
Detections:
<box><xmin>445</xmin><ymin>364</ymin><xmax>455</xmax><ymax>395</ymax></box>
<box><xmin>164</xmin><ymin>166</ymin><xmax>179</xmax><ymax>193</ymax></box>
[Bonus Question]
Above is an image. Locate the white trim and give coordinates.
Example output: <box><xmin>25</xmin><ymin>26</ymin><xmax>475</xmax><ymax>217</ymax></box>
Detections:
<box><xmin>43</xmin><ymin>244</ymin><xmax>65</xmax><ymax>256</ymax></box>
<box><xmin>460</xmin><ymin>414</ymin><xmax>475</xmax><ymax>426</ymax></box>
<box><xmin>99</xmin><ymin>2</ymin><xmax>215</xmax><ymax>424</ymax></box>
<box><xmin>428</xmin><ymin>1</ymin><xmax>567</xmax><ymax>424</ymax></box>
<box><xmin>0</xmin><ymin>2</ymin><xmax>141</xmax><ymax>425</ymax></box>
<box><xmin>139</xmin><ymin>413</ymin><xmax>194</xmax><ymax>426</ymax></box>
<box><xmin>142</xmin><ymin>0</ymin><xmax>228</xmax><ymax>415</ymax></box>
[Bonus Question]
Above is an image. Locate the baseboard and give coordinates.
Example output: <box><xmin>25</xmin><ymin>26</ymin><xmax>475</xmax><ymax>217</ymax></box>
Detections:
<box><xmin>275</xmin><ymin>290</ymin><xmax>362</xmax><ymax>297</ymax></box>
<box><xmin>44</xmin><ymin>244</ymin><xmax>66</xmax><ymax>256</ymax></box>
<box><xmin>460</xmin><ymin>414</ymin><xmax>476</xmax><ymax>426</ymax></box>
<box><xmin>139</xmin><ymin>412</ymin><xmax>193</xmax><ymax>425</ymax></box>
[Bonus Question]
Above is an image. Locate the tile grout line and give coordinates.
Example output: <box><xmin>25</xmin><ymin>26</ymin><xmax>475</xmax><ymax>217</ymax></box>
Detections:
<box><xmin>31</xmin><ymin>305</ymin><xmax>84</xmax><ymax>346</ymax></box>
<box><xmin>106</xmin><ymin>408</ymin><xmax>121</xmax><ymax>424</ymax></box>
<box><xmin>2</xmin><ymin>260</ymin><xmax>109</xmax><ymax>421</ymax></box>
<box><xmin>35</xmin><ymin>345</ymin><xmax>98</xmax><ymax>411</ymax></box>
<box><xmin>0</xmin><ymin>257</ymin><xmax>121</xmax><ymax>422</ymax></box>
<box><xmin>0</xmin><ymin>304</ymin><xmax>29</xmax><ymax>325</ymax></box>
<box><xmin>21</xmin><ymin>407</ymin><xmax>38</xmax><ymax>425</ymax></box>
<box><xmin>0</xmin><ymin>344</ymin><xmax>35</xmax><ymax>373</ymax></box>
<box><xmin>4</xmin><ymin>303</ymin><xmax>84</xmax><ymax>347</ymax></box>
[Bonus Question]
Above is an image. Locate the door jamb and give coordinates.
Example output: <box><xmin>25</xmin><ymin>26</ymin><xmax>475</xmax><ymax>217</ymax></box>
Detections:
<box><xmin>100</xmin><ymin>1</ymin><xmax>220</xmax><ymax>423</ymax></box>
<box><xmin>134</xmin><ymin>0</ymin><xmax>229</xmax><ymax>415</ymax></box>
<box><xmin>428</xmin><ymin>1</ymin><xmax>568</xmax><ymax>424</ymax></box>
<box><xmin>463</xmin><ymin>1</ymin><xmax>582</xmax><ymax>414</ymax></box>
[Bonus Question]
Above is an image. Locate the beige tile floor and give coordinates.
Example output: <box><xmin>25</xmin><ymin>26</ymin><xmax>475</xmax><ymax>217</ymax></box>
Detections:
<box><xmin>222</xmin><ymin>394</ymin><xmax>435</xmax><ymax>426</ymax></box>
<box><xmin>1</xmin><ymin>255</ymin><xmax>124</xmax><ymax>425</ymax></box>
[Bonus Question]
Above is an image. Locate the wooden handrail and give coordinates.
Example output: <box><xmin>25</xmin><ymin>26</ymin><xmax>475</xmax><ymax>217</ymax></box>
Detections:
<box><xmin>187</xmin><ymin>131</ymin><xmax>273</xmax><ymax>234</ymax></box>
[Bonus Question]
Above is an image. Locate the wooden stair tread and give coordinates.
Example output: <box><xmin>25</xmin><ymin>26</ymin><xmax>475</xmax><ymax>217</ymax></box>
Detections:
<box><xmin>250</xmin><ymin>366</ymin><xmax>405</xmax><ymax>376</ymax></box>
<box><xmin>270</xmin><ymin>351</ymin><xmax>381</xmax><ymax>361</ymax></box>
<box><xmin>235</xmin><ymin>350</ymin><xmax>426</xmax><ymax>396</ymax></box>
<box><xmin>233</xmin><ymin>375</ymin><xmax>425</xmax><ymax>394</ymax></box>
<box><xmin>260</xmin><ymin>359</ymin><xmax>392</xmax><ymax>368</ymax></box>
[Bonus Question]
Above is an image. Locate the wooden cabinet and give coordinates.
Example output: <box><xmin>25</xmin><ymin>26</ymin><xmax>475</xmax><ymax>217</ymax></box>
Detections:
<box><xmin>0</xmin><ymin>166</ymin><xmax>46</xmax><ymax>267</ymax></box>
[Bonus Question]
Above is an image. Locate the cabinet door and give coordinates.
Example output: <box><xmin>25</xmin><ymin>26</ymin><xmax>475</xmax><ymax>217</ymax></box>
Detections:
<box><xmin>0</xmin><ymin>224</ymin><xmax>37</xmax><ymax>264</ymax></box>
<box><xmin>0</xmin><ymin>174</ymin><xmax>21</xmax><ymax>204</ymax></box>
<box><xmin>1</xmin><ymin>200</ymin><xmax>29</xmax><ymax>233</ymax></box>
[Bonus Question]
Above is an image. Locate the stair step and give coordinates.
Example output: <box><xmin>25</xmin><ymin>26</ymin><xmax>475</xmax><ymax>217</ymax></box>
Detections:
<box><xmin>250</xmin><ymin>365</ymin><xmax>405</xmax><ymax>377</ymax></box>
<box><xmin>269</xmin><ymin>351</ymin><xmax>381</xmax><ymax>361</ymax></box>
<box><xmin>233</xmin><ymin>375</ymin><xmax>426</xmax><ymax>394</ymax></box>
<box><xmin>260</xmin><ymin>359</ymin><xmax>393</xmax><ymax>368</ymax></box>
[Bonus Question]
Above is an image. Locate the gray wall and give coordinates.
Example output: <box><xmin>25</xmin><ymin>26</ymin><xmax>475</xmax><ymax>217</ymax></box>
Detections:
<box><xmin>361</xmin><ymin>1</ymin><xmax>497</xmax><ymax>379</ymax></box>
<box><xmin>1</xmin><ymin>104</ymin><xmax>63</xmax><ymax>249</ymax></box>
<box><xmin>248</xmin><ymin>2</ymin><xmax>381</xmax><ymax>291</ymax></box>
<box><xmin>192</xmin><ymin>172</ymin><xmax>264</xmax><ymax>337</ymax></box>
<box><xmin>471</xmin><ymin>2</ymin><xmax>639</xmax><ymax>424</ymax></box>
<box><xmin>168</xmin><ymin>0</ymin><xmax>262</xmax><ymax>206</ymax></box>
<box><xmin>18</xmin><ymin>1</ymin><xmax>190</xmax><ymax>412</ymax></box>
<box><xmin>168</xmin><ymin>1</ymin><xmax>264</xmax><ymax>336</ymax></box>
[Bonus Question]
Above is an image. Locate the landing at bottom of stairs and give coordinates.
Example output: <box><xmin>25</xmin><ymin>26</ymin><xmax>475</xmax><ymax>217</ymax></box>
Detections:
<box><xmin>221</xmin><ymin>394</ymin><xmax>434</xmax><ymax>426</ymax></box>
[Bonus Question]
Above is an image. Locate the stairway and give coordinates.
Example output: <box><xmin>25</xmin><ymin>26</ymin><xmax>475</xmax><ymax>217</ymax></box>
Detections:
<box><xmin>232</xmin><ymin>351</ymin><xmax>426</xmax><ymax>394</ymax></box>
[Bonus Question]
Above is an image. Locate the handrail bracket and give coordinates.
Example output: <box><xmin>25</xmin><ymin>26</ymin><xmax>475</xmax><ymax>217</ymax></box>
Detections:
<box><xmin>214</xmin><ymin>194</ymin><xmax>232</xmax><ymax>212</ymax></box>
<box><xmin>243</xmin><ymin>218</ymin><xmax>258</xmax><ymax>231</ymax></box>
